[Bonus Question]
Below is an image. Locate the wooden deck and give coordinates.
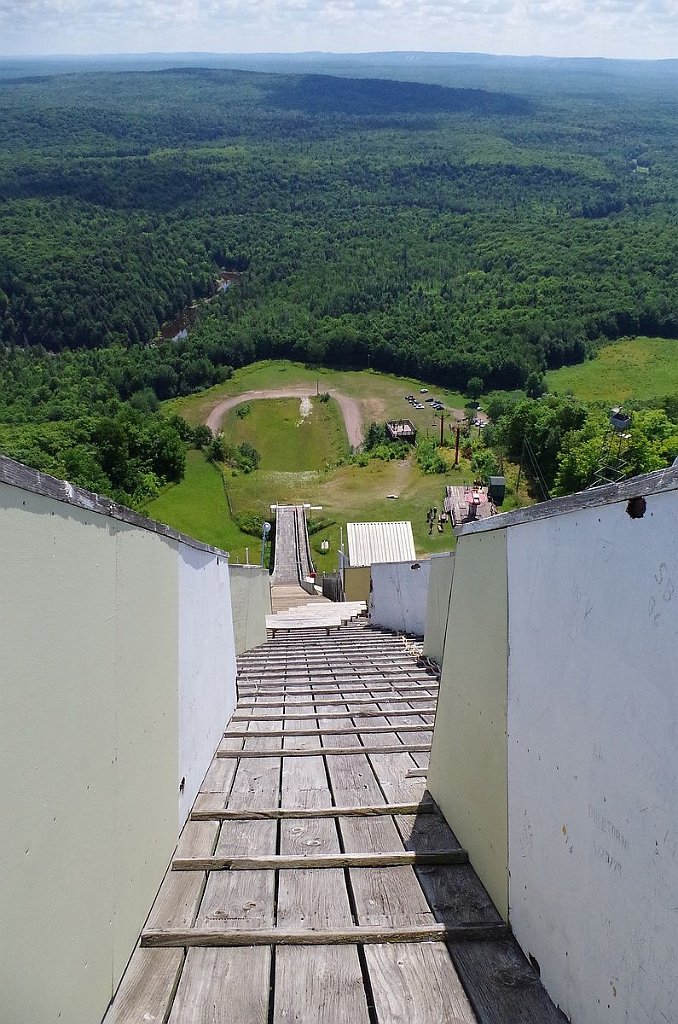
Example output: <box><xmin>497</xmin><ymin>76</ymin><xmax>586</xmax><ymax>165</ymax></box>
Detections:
<box><xmin>104</xmin><ymin>619</ymin><xmax>565</xmax><ymax>1024</ymax></box>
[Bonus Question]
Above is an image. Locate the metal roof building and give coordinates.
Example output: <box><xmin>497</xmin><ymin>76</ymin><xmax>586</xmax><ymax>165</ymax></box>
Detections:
<box><xmin>346</xmin><ymin>521</ymin><xmax>416</xmax><ymax>567</ymax></box>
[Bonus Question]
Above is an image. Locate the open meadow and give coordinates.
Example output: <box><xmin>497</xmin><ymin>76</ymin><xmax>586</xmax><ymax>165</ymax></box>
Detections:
<box><xmin>547</xmin><ymin>337</ymin><xmax>678</xmax><ymax>403</ymax></box>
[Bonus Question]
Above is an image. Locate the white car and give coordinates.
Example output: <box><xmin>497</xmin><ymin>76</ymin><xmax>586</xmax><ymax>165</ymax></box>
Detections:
<box><xmin>420</xmin><ymin>388</ymin><xmax>429</xmax><ymax>393</ymax></box>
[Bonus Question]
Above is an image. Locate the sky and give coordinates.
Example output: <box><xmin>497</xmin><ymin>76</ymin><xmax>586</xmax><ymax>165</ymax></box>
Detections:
<box><xmin>0</xmin><ymin>0</ymin><xmax>676</xmax><ymax>61</ymax></box>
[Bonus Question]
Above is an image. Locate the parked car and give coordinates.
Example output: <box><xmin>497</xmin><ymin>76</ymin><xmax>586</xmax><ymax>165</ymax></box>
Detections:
<box><xmin>420</xmin><ymin>388</ymin><xmax>429</xmax><ymax>393</ymax></box>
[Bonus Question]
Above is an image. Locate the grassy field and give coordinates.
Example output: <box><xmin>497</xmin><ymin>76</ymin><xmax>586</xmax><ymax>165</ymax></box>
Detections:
<box><xmin>225</xmin><ymin>447</ymin><xmax>472</xmax><ymax>571</ymax></box>
<box><xmin>547</xmin><ymin>337</ymin><xmax>678</xmax><ymax>403</ymax></box>
<box><xmin>146</xmin><ymin>450</ymin><xmax>249</xmax><ymax>553</ymax></box>
<box><xmin>169</xmin><ymin>359</ymin><xmax>468</xmax><ymax>435</ymax></box>
<box><xmin>223</xmin><ymin>396</ymin><xmax>348</xmax><ymax>471</ymax></box>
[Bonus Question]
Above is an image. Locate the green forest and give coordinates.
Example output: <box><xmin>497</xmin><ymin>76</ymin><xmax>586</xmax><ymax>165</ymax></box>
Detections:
<box><xmin>0</xmin><ymin>56</ymin><xmax>676</xmax><ymax>504</ymax></box>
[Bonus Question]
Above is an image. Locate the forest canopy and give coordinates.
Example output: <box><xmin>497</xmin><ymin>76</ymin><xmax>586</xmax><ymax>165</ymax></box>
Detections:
<box><xmin>0</xmin><ymin>57</ymin><xmax>676</xmax><ymax>499</ymax></box>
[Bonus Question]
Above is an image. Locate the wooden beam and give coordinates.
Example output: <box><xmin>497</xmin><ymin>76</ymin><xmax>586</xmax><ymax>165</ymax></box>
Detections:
<box><xmin>236</xmin><ymin>695</ymin><xmax>437</xmax><ymax>709</ymax></box>
<box><xmin>231</xmin><ymin>708</ymin><xmax>436</xmax><ymax>722</ymax></box>
<box><xmin>223</xmin><ymin>724</ymin><xmax>433</xmax><ymax>738</ymax></box>
<box><xmin>173</xmin><ymin>849</ymin><xmax>467</xmax><ymax>871</ymax></box>
<box><xmin>190</xmin><ymin>801</ymin><xmax>436</xmax><ymax>821</ymax></box>
<box><xmin>141</xmin><ymin>922</ymin><xmax>508</xmax><ymax>948</ymax></box>
<box><xmin>237</xmin><ymin>686</ymin><xmax>438</xmax><ymax>698</ymax></box>
<box><xmin>406</xmin><ymin>769</ymin><xmax>428</xmax><ymax>778</ymax></box>
<box><xmin>216</xmin><ymin>744</ymin><xmax>431</xmax><ymax>759</ymax></box>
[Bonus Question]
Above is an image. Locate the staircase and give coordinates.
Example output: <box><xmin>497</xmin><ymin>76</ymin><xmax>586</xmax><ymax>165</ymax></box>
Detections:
<box><xmin>103</xmin><ymin>612</ymin><xmax>564</xmax><ymax>1024</ymax></box>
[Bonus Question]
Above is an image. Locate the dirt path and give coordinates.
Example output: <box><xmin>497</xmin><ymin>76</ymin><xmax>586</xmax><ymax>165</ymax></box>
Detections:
<box><xmin>205</xmin><ymin>387</ymin><xmax>365</xmax><ymax>449</ymax></box>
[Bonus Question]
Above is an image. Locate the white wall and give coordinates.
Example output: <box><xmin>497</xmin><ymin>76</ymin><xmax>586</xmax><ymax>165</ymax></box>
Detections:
<box><xmin>178</xmin><ymin>543</ymin><xmax>237</xmax><ymax>824</ymax></box>
<box><xmin>429</xmin><ymin>469</ymin><xmax>678</xmax><ymax>1023</ymax></box>
<box><xmin>369</xmin><ymin>558</ymin><xmax>431</xmax><ymax>636</ymax></box>
<box><xmin>423</xmin><ymin>552</ymin><xmax>455</xmax><ymax>665</ymax></box>
<box><xmin>506</xmin><ymin>488</ymin><xmax>678</xmax><ymax>1024</ymax></box>
<box><xmin>0</xmin><ymin>462</ymin><xmax>237</xmax><ymax>1024</ymax></box>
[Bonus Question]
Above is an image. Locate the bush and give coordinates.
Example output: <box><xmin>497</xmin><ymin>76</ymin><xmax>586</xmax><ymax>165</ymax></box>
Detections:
<box><xmin>416</xmin><ymin>437</ymin><xmax>446</xmax><ymax>474</ymax></box>
<box><xmin>234</xmin><ymin>512</ymin><xmax>266</xmax><ymax>537</ymax></box>
<box><xmin>236</xmin><ymin>403</ymin><xmax>251</xmax><ymax>419</ymax></box>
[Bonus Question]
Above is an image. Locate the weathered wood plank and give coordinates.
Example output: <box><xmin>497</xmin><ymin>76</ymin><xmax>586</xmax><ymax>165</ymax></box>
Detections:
<box><xmin>324</xmin><ymin>750</ymin><xmax>385</xmax><ymax>807</ymax></box>
<box><xmin>142</xmin><ymin>923</ymin><xmax>508</xmax><ymax>947</ymax></box>
<box><xmin>237</xmin><ymin>694</ymin><xmax>436</xmax><ymax>708</ymax></box>
<box><xmin>339</xmin><ymin>814</ymin><xmax>435</xmax><ymax>930</ymax></box>
<box><xmin>368</xmin><ymin>750</ymin><xmax>429</xmax><ymax>803</ymax></box>
<box><xmin>168</xmin><ymin>948</ymin><xmax>270</xmax><ymax>1024</ymax></box>
<box><xmin>199</xmin><ymin>756</ymin><xmax>238</xmax><ymax>795</ymax></box>
<box><xmin>146</xmin><ymin>872</ymin><xmax>205</xmax><ymax>930</ymax></box>
<box><xmin>191</xmin><ymin>802</ymin><xmax>435</xmax><ymax>821</ymax></box>
<box><xmin>173</xmin><ymin>850</ymin><xmax>468</xmax><ymax>871</ymax></box>
<box><xmin>102</xmin><ymin>948</ymin><xmax>183</xmax><ymax>1024</ymax></box>
<box><xmin>274</xmin><ymin>947</ymin><xmax>370</xmax><ymax>1024</ymax></box>
<box><xmin>224</xmin><ymin>724</ymin><xmax>432</xmax><ymax>738</ymax></box>
<box><xmin>216</xmin><ymin>744</ymin><xmax>431</xmax><ymax>758</ymax></box>
<box><xmin>365</xmin><ymin>942</ymin><xmax>476</xmax><ymax>1024</ymax></box>
<box><xmin>447</xmin><ymin>937</ymin><xmax>570</xmax><ymax>1024</ymax></box>
<box><xmin>175</xmin><ymin>820</ymin><xmax>220</xmax><ymax>860</ymax></box>
<box><xmin>231</xmin><ymin>708</ymin><xmax>435</xmax><ymax>722</ymax></box>
<box><xmin>197</xmin><ymin>869</ymin><xmax>275</xmax><ymax>930</ymax></box>
<box><xmin>196</xmin><ymin>731</ymin><xmax>279</xmax><ymax>934</ymax></box>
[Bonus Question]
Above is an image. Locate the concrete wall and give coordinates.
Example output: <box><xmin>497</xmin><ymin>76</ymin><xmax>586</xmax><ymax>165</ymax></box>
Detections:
<box><xmin>344</xmin><ymin>565</ymin><xmax>371</xmax><ymax>603</ymax></box>
<box><xmin>229</xmin><ymin>563</ymin><xmax>271</xmax><ymax>655</ymax></box>
<box><xmin>422</xmin><ymin>552</ymin><xmax>455</xmax><ymax>665</ymax></box>
<box><xmin>428</xmin><ymin>468</ymin><xmax>678</xmax><ymax>1024</ymax></box>
<box><xmin>427</xmin><ymin>531</ymin><xmax>509</xmax><ymax>919</ymax></box>
<box><xmin>0</xmin><ymin>462</ymin><xmax>237</xmax><ymax>1024</ymax></box>
<box><xmin>369</xmin><ymin>558</ymin><xmax>431</xmax><ymax>636</ymax></box>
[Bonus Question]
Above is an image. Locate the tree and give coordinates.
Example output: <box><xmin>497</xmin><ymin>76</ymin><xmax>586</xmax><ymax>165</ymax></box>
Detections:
<box><xmin>467</xmin><ymin>377</ymin><xmax>484</xmax><ymax>402</ymax></box>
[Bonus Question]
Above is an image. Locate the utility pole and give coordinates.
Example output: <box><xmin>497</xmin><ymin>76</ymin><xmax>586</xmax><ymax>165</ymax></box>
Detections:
<box><xmin>439</xmin><ymin>413</ymin><xmax>444</xmax><ymax>446</ymax></box>
<box><xmin>454</xmin><ymin>425</ymin><xmax>460</xmax><ymax>466</ymax></box>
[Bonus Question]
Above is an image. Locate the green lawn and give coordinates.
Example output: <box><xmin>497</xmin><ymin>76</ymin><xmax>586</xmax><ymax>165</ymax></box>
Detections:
<box><xmin>547</xmin><ymin>337</ymin><xmax>678</xmax><ymax>403</ymax></box>
<box><xmin>223</xmin><ymin>396</ymin><xmax>348</xmax><ymax>471</ymax></box>
<box><xmin>146</xmin><ymin>450</ymin><xmax>253</xmax><ymax>556</ymax></box>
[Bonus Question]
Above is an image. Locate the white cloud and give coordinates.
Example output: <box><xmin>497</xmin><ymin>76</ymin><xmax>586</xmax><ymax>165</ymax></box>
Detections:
<box><xmin>0</xmin><ymin>0</ymin><xmax>675</xmax><ymax>56</ymax></box>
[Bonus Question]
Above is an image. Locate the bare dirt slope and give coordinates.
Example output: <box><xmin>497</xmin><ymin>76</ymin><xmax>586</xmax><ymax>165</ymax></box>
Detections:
<box><xmin>205</xmin><ymin>387</ymin><xmax>364</xmax><ymax>448</ymax></box>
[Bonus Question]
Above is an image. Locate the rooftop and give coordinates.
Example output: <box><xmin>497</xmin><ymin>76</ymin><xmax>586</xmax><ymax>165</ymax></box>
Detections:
<box><xmin>346</xmin><ymin>520</ymin><xmax>416</xmax><ymax>566</ymax></box>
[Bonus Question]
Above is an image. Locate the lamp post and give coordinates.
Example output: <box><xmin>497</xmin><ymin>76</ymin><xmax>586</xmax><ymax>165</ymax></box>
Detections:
<box><xmin>260</xmin><ymin>521</ymin><xmax>271</xmax><ymax>567</ymax></box>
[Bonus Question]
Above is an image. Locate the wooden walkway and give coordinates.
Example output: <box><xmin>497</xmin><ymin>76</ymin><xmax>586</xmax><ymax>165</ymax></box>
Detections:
<box><xmin>104</xmin><ymin>619</ymin><xmax>565</xmax><ymax>1024</ymax></box>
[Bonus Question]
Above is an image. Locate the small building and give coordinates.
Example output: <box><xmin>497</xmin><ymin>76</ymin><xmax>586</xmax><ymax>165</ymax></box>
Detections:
<box><xmin>342</xmin><ymin>521</ymin><xmax>416</xmax><ymax>602</ymax></box>
<box><xmin>610</xmin><ymin>407</ymin><xmax>631</xmax><ymax>432</ymax></box>
<box><xmin>386</xmin><ymin>419</ymin><xmax>417</xmax><ymax>443</ymax></box>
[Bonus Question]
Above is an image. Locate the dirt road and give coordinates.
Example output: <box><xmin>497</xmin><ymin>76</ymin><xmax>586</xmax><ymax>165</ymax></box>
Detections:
<box><xmin>205</xmin><ymin>387</ymin><xmax>365</xmax><ymax>449</ymax></box>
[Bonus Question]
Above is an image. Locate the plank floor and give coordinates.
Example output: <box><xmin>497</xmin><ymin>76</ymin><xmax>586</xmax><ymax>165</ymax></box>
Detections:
<box><xmin>104</xmin><ymin>617</ymin><xmax>565</xmax><ymax>1024</ymax></box>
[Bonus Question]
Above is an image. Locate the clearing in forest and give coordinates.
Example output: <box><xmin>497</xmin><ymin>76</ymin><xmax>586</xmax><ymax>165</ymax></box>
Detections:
<box><xmin>547</xmin><ymin>337</ymin><xmax>678</xmax><ymax>403</ymax></box>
